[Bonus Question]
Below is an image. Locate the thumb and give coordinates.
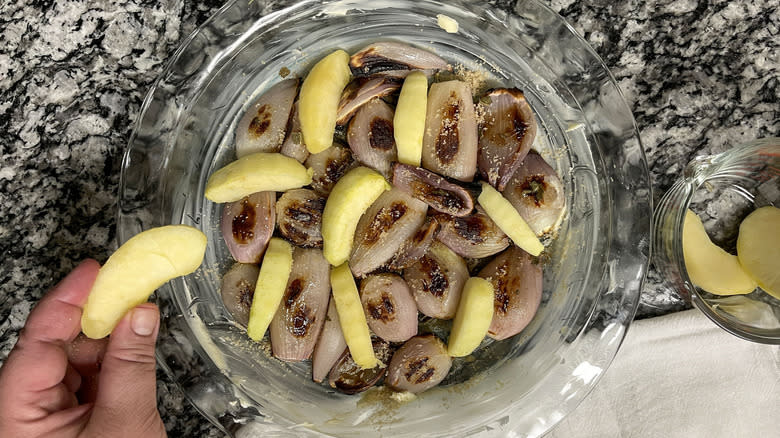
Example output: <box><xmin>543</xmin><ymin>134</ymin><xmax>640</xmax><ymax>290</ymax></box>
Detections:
<box><xmin>89</xmin><ymin>304</ymin><xmax>166</xmax><ymax>437</ymax></box>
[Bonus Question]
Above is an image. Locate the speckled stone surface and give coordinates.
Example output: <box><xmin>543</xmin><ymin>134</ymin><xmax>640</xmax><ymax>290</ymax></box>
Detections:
<box><xmin>0</xmin><ymin>0</ymin><xmax>777</xmax><ymax>436</ymax></box>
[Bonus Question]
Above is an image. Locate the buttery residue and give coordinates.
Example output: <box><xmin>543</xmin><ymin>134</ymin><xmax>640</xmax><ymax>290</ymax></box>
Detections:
<box><xmin>256</xmin><ymin>334</ymin><xmax>273</xmax><ymax>356</ymax></box>
<box><xmin>454</xmin><ymin>64</ymin><xmax>492</xmax><ymax>98</ymax></box>
<box><xmin>390</xmin><ymin>390</ymin><xmax>417</xmax><ymax>403</ymax></box>
<box><xmin>436</xmin><ymin>14</ymin><xmax>459</xmax><ymax>33</ymax></box>
<box><xmin>354</xmin><ymin>386</ymin><xmax>415</xmax><ymax>425</ymax></box>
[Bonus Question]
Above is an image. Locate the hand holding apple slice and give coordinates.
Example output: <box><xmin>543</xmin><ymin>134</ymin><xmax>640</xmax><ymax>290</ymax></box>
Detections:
<box><xmin>81</xmin><ymin>225</ymin><xmax>207</xmax><ymax>339</ymax></box>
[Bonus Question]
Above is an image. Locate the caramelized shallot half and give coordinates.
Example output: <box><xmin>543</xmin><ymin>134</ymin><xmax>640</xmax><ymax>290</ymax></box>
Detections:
<box><xmin>270</xmin><ymin>248</ymin><xmax>331</xmax><ymax>361</ymax></box>
<box><xmin>386</xmin><ymin>334</ymin><xmax>451</xmax><ymax>393</ymax></box>
<box><xmin>220</xmin><ymin>263</ymin><xmax>260</xmax><ymax>326</ymax></box>
<box><xmin>477</xmin><ymin>88</ymin><xmax>537</xmax><ymax>191</ymax></box>
<box><xmin>405</xmin><ymin>240</ymin><xmax>469</xmax><ymax>319</ymax></box>
<box><xmin>280</xmin><ymin>102</ymin><xmax>309</xmax><ymax>163</ymax></box>
<box><xmin>349</xmin><ymin>42</ymin><xmax>449</xmax><ymax>78</ymax></box>
<box><xmin>276</xmin><ymin>188</ymin><xmax>326</xmax><ymax>248</ymax></box>
<box><xmin>347</xmin><ymin>98</ymin><xmax>398</xmax><ymax>176</ymax></box>
<box><xmin>422</xmin><ymin>80</ymin><xmax>478</xmax><ymax>182</ymax></box>
<box><xmin>392</xmin><ymin>162</ymin><xmax>474</xmax><ymax>216</ymax></box>
<box><xmin>387</xmin><ymin>218</ymin><xmax>440</xmax><ymax>271</ymax></box>
<box><xmin>235</xmin><ymin>78</ymin><xmax>299</xmax><ymax>158</ymax></box>
<box><xmin>328</xmin><ymin>336</ymin><xmax>392</xmax><ymax>394</ymax></box>
<box><xmin>312</xmin><ymin>300</ymin><xmax>347</xmax><ymax>383</ymax></box>
<box><xmin>360</xmin><ymin>274</ymin><xmax>418</xmax><ymax>343</ymax></box>
<box><xmin>503</xmin><ymin>150</ymin><xmax>566</xmax><ymax>236</ymax></box>
<box><xmin>337</xmin><ymin>77</ymin><xmax>400</xmax><ymax>125</ymax></box>
<box><xmin>478</xmin><ymin>246</ymin><xmax>542</xmax><ymax>340</ymax></box>
<box><xmin>221</xmin><ymin>191</ymin><xmax>276</xmax><ymax>263</ymax></box>
<box><xmin>305</xmin><ymin>144</ymin><xmax>356</xmax><ymax>196</ymax></box>
<box><xmin>435</xmin><ymin>206</ymin><xmax>509</xmax><ymax>258</ymax></box>
<box><xmin>350</xmin><ymin>188</ymin><xmax>428</xmax><ymax>277</ymax></box>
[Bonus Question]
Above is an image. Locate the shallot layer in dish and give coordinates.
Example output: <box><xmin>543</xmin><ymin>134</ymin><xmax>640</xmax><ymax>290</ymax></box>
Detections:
<box><xmin>208</xmin><ymin>41</ymin><xmax>565</xmax><ymax>395</ymax></box>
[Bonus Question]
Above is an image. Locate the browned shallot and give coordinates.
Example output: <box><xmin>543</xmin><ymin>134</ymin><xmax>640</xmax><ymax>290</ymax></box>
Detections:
<box><xmin>221</xmin><ymin>191</ymin><xmax>275</xmax><ymax>263</ymax></box>
<box><xmin>477</xmin><ymin>88</ymin><xmax>537</xmax><ymax>191</ymax></box>
<box><xmin>235</xmin><ymin>78</ymin><xmax>299</xmax><ymax>158</ymax></box>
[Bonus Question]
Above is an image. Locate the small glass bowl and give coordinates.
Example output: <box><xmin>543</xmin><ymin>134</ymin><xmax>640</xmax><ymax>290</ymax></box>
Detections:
<box><xmin>653</xmin><ymin>138</ymin><xmax>780</xmax><ymax>344</ymax></box>
<box><xmin>118</xmin><ymin>0</ymin><xmax>651</xmax><ymax>436</ymax></box>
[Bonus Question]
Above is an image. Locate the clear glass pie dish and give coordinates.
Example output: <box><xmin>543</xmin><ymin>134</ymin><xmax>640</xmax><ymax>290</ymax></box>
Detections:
<box><xmin>117</xmin><ymin>0</ymin><xmax>651</xmax><ymax>436</ymax></box>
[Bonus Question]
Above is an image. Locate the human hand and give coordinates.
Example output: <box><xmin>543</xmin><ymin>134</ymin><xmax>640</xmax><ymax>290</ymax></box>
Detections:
<box><xmin>0</xmin><ymin>259</ymin><xmax>167</xmax><ymax>438</ymax></box>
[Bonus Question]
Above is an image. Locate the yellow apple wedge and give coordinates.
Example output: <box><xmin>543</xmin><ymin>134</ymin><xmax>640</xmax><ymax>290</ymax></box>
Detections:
<box><xmin>478</xmin><ymin>182</ymin><xmax>544</xmax><ymax>256</ymax></box>
<box><xmin>394</xmin><ymin>71</ymin><xmax>428</xmax><ymax>166</ymax></box>
<box><xmin>204</xmin><ymin>152</ymin><xmax>312</xmax><ymax>203</ymax></box>
<box><xmin>737</xmin><ymin>206</ymin><xmax>780</xmax><ymax>299</ymax></box>
<box><xmin>247</xmin><ymin>237</ymin><xmax>294</xmax><ymax>341</ymax></box>
<box><xmin>448</xmin><ymin>277</ymin><xmax>494</xmax><ymax>357</ymax></box>
<box><xmin>81</xmin><ymin>225</ymin><xmax>207</xmax><ymax>339</ymax></box>
<box><xmin>321</xmin><ymin>166</ymin><xmax>390</xmax><ymax>266</ymax></box>
<box><xmin>330</xmin><ymin>263</ymin><xmax>378</xmax><ymax>369</ymax></box>
<box><xmin>299</xmin><ymin>49</ymin><xmax>352</xmax><ymax>154</ymax></box>
<box><xmin>683</xmin><ymin>210</ymin><xmax>756</xmax><ymax>295</ymax></box>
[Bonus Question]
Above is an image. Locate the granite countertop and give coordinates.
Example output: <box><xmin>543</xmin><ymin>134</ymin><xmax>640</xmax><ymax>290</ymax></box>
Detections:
<box><xmin>1</xmin><ymin>0</ymin><xmax>777</xmax><ymax>436</ymax></box>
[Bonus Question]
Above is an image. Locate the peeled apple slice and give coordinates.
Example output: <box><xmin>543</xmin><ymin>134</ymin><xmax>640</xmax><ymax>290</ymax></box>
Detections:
<box><xmin>737</xmin><ymin>206</ymin><xmax>780</xmax><ymax>299</ymax></box>
<box><xmin>299</xmin><ymin>50</ymin><xmax>352</xmax><ymax>154</ymax></box>
<box><xmin>247</xmin><ymin>238</ymin><xmax>294</xmax><ymax>341</ymax></box>
<box><xmin>321</xmin><ymin>166</ymin><xmax>390</xmax><ymax>266</ymax></box>
<box><xmin>394</xmin><ymin>71</ymin><xmax>428</xmax><ymax>166</ymax></box>
<box><xmin>682</xmin><ymin>210</ymin><xmax>756</xmax><ymax>295</ymax></box>
<box><xmin>330</xmin><ymin>263</ymin><xmax>378</xmax><ymax>369</ymax></box>
<box><xmin>447</xmin><ymin>277</ymin><xmax>494</xmax><ymax>357</ymax></box>
<box><xmin>477</xmin><ymin>182</ymin><xmax>544</xmax><ymax>256</ymax></box>
<box><xmin>81</xmin><ymin>225</ymin><xmax>207</xmax><ymax>339</ymax></box>
<box><xmin>205</xmin><ymin>152</ymin><xmax>312</xmax><ymax>203</ymax></box>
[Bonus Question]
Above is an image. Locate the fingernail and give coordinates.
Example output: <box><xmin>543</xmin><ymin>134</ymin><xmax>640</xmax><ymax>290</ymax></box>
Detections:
<box><xmin>131</xmin><ymin>307</ymin><xmax>158</xmax><ymax>336</ymax></box>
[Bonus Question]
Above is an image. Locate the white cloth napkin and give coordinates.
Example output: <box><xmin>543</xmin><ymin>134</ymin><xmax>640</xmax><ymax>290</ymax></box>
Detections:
<box><xmin>548</xmin><ymin>309</ymin><xmax>780</xmax><ymax>438</ymax></box>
